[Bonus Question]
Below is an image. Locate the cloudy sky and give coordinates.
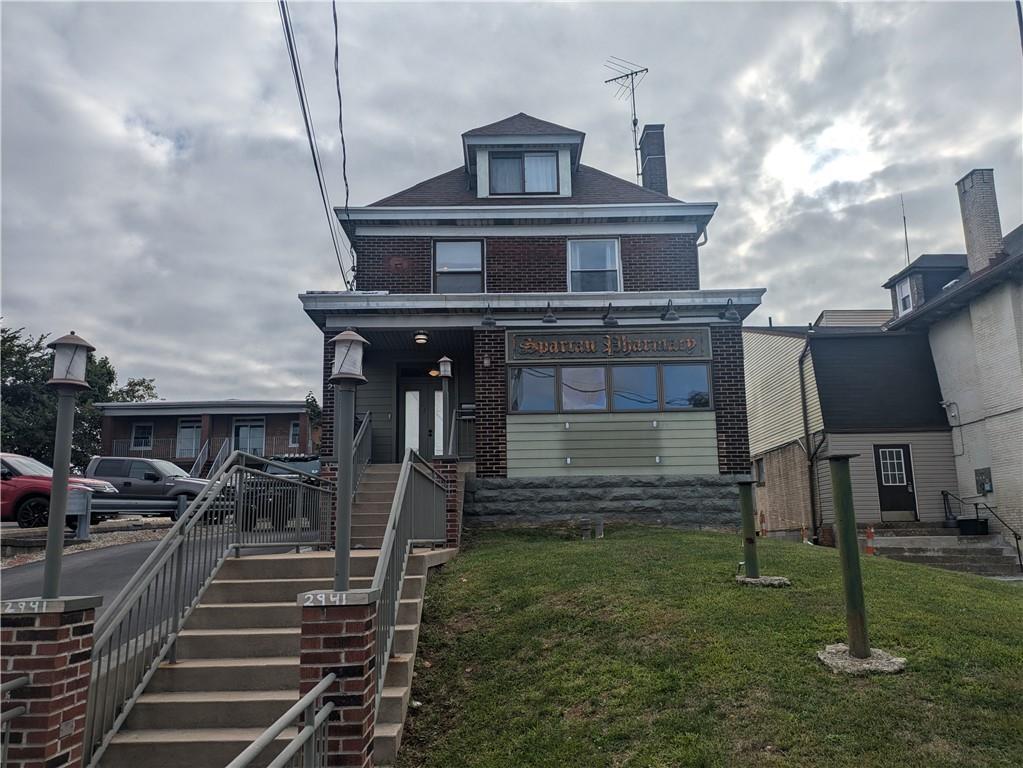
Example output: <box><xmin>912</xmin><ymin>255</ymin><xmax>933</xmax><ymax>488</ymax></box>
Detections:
<box><xmin>2</xmin><ymin>1</ymin><xmax>1020</xmax><ymax>401</ymax></box>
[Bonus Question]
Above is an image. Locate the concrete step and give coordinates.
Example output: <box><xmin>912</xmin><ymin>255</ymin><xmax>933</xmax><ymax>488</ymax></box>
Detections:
<box><xmin>397</xmin><ymin>598</ymin><xmax>422</xmax><ymax>626</ymax></box>
<box><xmin>373</xmin><ymin>722</ymin><xmax>403</xmax><ymax>766</ymax></box>
<box><xmin>147</xmin><ymin>657</ymin><xmax>298</xmax><ymax>693</ymax></box>
<box><xmin>354</xmin><ymin>490</ymin><xmax>395</xmax><ymax>504</ymax></box>
<box><xmin>353</xmin><ymin>501</ymin><xmax>392</xmax><ymax>515</ymax></box>
<box><xmin>352</xmin><ymin>512</ymin><xmax>392</xmax><ymax>526</ymax></box>
<box><xmin>384</xmin><ymin>653</ymin><xmax>413</xmax><ymax>688</ymax></box>
<box><xmin>353</xmin><ymin>535</ymin><xmax>385</xmax><ymax>549</ymax></box>
<box><xmin>863</xmin><ymin>534</ymin><xmax>1013</xmax><ymax>551</ymax></box>
<box><xmin>125</xmin><ymin>690</ymin><xmax>297</xmax><ymax>730</ymax></box>
<box><xmin>392</xmin><ymin>623</ymin><xmax>419</xmax><ymax>655</ymax></box>
<box><xmin>187</xmin><ymin>602</ymin><xmax>299</xmax><ymax>630</ymax></box>
<box><xmin>883</xmin><ymin>554</ymin><xmax>1021</xmax><ymax>575</ymax></box>
<box><xmin>379</xmin><ymin>685</ymin><xmax>410</xmax><ymax>724</ymax></box>
<box><xmin>867</xmin><ymin>546</ymin><xmax>1011</xmax><ymax>558</ymax></box>
<box><xmin>217</xmin><ymin>551</ymin><xmax>379</xmax><ymax>580</ymax></box>
<box><xmin>202</xmin><ymin>577</ymin><xmax>371</xmax><ymax>603</ymax></box>
<box><xmin>101</xmin><ymin>727</ymin><xmax>291</xmax><ymax>768</ymax></box>
<box><xmin>177</xmin><ymin>628</ymin><xmax>298</xmax><ymax>659</ymax></box>
<box><xmin>352</xmin><ymin>523</ymin><xmax>388</xmax><ymax>540</ymax></box>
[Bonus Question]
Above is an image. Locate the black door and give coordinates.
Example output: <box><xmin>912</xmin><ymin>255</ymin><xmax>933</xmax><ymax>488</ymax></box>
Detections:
<box><xmin>873</xmin><ymin>444</ymin><xmax>917</xmax><ymax>522</ymax></box>
<box><xmin>398</xmin><ymin>379</ymin><xmax>444</xmax><ymax>460</ymax></box>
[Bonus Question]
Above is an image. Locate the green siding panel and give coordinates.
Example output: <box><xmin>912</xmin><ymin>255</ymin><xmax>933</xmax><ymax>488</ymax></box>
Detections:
<box><xmin>507</xmin><ymin>411</ymin><xmax>717</xmax><ymax>477</ymax></box>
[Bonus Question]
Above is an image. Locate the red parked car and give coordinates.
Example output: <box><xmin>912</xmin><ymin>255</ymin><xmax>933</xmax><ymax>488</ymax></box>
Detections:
<box><xmin>0</xmin><ymin>453</ymin><xmax>118</xmax><ymax>528</ymax></box>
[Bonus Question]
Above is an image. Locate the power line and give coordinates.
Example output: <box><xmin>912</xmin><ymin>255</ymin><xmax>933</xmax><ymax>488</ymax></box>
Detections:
<box><xmin>332</xmin><ymin>0</ymin><xmax>355</xmax><ymax>266</ymax></box>
<box><xmin>278</xmin><ymin>0</ymin><xmax>352</xmax><ymax>289</ymax></box>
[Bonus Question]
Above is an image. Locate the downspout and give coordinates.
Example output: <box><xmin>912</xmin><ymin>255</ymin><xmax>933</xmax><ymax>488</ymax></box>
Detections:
<box><xmin>798</xmin><ymin>336</ymin><xmax>821</xmax><ymax>541</ymax></box>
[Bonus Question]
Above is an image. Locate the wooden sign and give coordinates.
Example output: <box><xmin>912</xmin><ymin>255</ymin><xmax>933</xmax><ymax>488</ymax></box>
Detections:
<box><xmin>507</xmin><ymin>328</ymin><xmax>711</xmax><ymax>362</ymax></box>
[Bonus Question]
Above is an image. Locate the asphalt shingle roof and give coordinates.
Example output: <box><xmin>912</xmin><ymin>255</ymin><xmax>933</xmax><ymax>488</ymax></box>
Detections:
<box><xmin>461</xmin><ymin>112</ymin><xmax>584</xmax><ymax>138</ymax></box>
<box><xmin>369</xmin><ymin>164</ymin><xmax>683</xmax><ymax>207</ymax></box>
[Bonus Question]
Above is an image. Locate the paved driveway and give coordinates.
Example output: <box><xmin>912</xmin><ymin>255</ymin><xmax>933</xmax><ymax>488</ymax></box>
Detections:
<box><xmin>1</xmin><ymin>540</ymin><xmax>160</xmax><ymax>617</ymax></box>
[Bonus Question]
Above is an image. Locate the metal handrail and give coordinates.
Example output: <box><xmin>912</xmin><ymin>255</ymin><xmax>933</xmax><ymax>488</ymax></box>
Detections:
<box><xmin>2</xmin><ymin>676</ymin><xmax>29</xmax><ymax>766</ymax></box>
<box><xmin>83</xmin><ymin>450</ymin><xmax>335</xmax><ymax>767</ymax></box>
<box><xmin>446</xmin><ymin>408</ymin><xmax>458</xmax><ymax>456</ymax></box>
<box><xmin>942</xmin><ymin>489</ymin><xmax>1022</xmax><ymax>572</ymax></box>
<box><xmin>225</xmin><ymin>673</ymin><xmax>337</xmax><ymax>768</ymax></box>
<box><xmin>352</xmin><ymin>412</ymin><xmax>372</xmax><ymax>494</ymax></box>
<box><xmin>188</xmin><ymin>439</ymin><xmax>210</xmax><ymax>477</ymax></box>
<box><xmin>206</xmin><ymin>437</ymin><xmax>232</xmax><ymax>478</ymax></box>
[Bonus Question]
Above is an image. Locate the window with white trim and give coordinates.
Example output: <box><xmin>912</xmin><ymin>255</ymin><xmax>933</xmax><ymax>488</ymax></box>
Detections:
<box><xmin>568</xmin><ymin>239</ymin><xmax>621</xmax><ymax>292</ymax></box>
<box><xmin>131</xmin><ymin>423</ymin><xmax>153</xmax><ymax>450</ymax></box>
<box><xmin>434</xmin><ymin>241</ymin><xmax>483</xmax><ymax>293</ymax></box>
<box><xmin>289</xmin><ymin>421</ymin><xmax>301</xmax><ymax>448</ymax></box>
<box><xmin>878</xmin><ymin>448</ymin><xmax>907</xmax><ymax>486</ymax></box>
<box><xmin>176</xmin><ymin>419</ymin><xmax>202</xmax><ymax>458</ymax></box>
<box><xmin>489</xmin><ymin>152</ymin><xmax>558</xmax><ymax>194</ymax></box>
<box><xmin>896</xmin><ymin>279</ymin><xmax>913</xmax><ymax>316</ymax></box>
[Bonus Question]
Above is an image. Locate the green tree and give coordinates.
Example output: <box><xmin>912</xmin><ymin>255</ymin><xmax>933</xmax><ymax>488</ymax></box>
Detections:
<box><xmin>305</xmin><ymin>390</ymin><xmax>322</xmax><ymax>429</ymax></box>
<box><xmin>1</xmin><ymin>326</ymin><xmax>158</xmax><ymax>470</ymax></box>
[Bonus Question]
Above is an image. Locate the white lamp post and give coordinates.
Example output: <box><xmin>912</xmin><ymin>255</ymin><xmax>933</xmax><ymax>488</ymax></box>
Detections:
<box><xmin>43</xmin><ymin>332</ymin><xmax>95</xmax><ymax>599</ymax></box>
<box><xmin>329</xmin><ymin>329</ymin><xmax>368</xmax><ymax>590</ymax></box>
<box><xmin>438</xmin><ymin>356</ymin><xmax>453</xmax><ymax>456</ymax></box>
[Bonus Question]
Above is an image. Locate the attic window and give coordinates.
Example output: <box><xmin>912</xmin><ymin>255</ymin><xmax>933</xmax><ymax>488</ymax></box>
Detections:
<box><xmin>490</xmin><ymin>152</ymin><xmax>558</xmax><ymax>194</ymax></box>
<box><xmin>896</xmin><ymin>278</ymin><xmax>913</xmax><ymax>316</ymax></box>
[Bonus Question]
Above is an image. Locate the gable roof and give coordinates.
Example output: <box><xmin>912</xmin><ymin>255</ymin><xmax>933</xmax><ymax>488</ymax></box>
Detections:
<box><xmin>883</xmin><ymin>253</ymin><xmax>968</xmax><ymax>289</ymax></box>
<box><xmin>369</xmin><ymin>164</ymin><xmax>683</xmax><ymax>207</ymax></box>
<box><xmin>462</xmin><ymin>112</ymin><xmax>584</xmax><ymax>138</ymax></box>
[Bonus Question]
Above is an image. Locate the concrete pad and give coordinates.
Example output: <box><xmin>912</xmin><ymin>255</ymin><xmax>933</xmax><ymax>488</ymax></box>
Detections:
<box><xmin>735</xmin><ymin>575</ymin><xmax>792</xmax><ymax>588</ymax></box>
<box><xmin>817</xmin><ymin>643</ymin><xmax>907</xmax><ymax>675</ymax></box>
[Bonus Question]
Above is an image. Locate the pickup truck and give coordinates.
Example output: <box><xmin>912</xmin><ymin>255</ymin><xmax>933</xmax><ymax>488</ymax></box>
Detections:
<box><xmin>84</xmin><ymin>457</ymin><xmax>209</xmax><ymax>505</ymax></box>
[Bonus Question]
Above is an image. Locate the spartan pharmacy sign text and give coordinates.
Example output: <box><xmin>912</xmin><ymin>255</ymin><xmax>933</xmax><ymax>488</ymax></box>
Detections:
<box><xmin>508</xmin><ymin>328</ymin><xmax>711</xmax><ymax>362</ymax></box>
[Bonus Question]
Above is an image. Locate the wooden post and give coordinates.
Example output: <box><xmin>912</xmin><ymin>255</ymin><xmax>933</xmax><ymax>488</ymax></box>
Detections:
<box><xmin>738</xmin><ymin>480</ymin><xmax>759</xmax><ymax>579</ymax></box>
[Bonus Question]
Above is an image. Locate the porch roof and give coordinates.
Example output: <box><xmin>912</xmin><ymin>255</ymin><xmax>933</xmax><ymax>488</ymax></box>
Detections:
<box><xmin>300</xmin><ymin>289</ymin><xmax>765</xmax><ymax>330</ymax></box>
<box><xmin>95</xmin><ymin>400</ymin><xmax>307</xmax><ymax>417</ymax></box>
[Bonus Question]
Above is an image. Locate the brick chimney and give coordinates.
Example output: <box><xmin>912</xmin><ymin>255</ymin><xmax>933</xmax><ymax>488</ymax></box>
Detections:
<box><xmin>956</xmin><ymin>168</ymin><xmax>1004</xmax><ymax>273</ymax></box>
<box><xmin>639</xmin><ymin>124</ymin><xmax>668</xmax><ymax>196</ymax></box>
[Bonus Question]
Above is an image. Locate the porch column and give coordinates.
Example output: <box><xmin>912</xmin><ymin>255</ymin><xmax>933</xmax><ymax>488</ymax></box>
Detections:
<box><xmin>432</xmin><ymin>458</ymin><xmax>461</xmax><ymax>548</ymax></box>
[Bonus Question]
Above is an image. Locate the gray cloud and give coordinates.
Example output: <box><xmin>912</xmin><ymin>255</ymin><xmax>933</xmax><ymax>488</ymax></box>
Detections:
<box><xmin>2</xmin><ymin>1</ymin><xmax>1020</xmax><ymax>400</ymax></box>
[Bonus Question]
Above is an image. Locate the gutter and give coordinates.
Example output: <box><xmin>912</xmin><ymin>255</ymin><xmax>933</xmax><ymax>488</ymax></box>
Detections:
<box><xmin>798</xmin><ymin>336</ymin><xmax>824</xmax><ymax>541</ymax></box>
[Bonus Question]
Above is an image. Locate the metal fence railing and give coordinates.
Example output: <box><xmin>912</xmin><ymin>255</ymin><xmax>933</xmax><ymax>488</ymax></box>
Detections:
<box><xmin>224</xmin><ymin>673</ymin><xmax>336</xmax><ymax>768</ymax></box>
<box><xmin>187</xmin><ymin>439</ymin><xmax>211</xmax><ymax>477</ymax></box>
<box><xmin>82</xmin><ymin>452</ymin><xmax>332</xmax><ymax>768</ymax></box>
<box><xmin>1</xmin><ymin>676</ymin><xmax>29</xmax><ymax>766</ymax></box>
<box><xmin>352</xmin><ymin>412</ymin><xmax>372</xmax><ymax>494</ymax></box>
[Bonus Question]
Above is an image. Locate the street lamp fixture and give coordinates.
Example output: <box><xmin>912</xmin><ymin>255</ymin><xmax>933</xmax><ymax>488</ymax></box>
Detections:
<box><xmin>437</xmin><ymin>356</ymin><xmax>453</xmax><ymax>379</ymax></box>
<box><xmin>718</xmin><ymin>298</ymin><xmax>741</xmax><ymax>323</ymax></box>
<box><xmin>42</xmin><ymin>331</ymin><xmax>96</xmax><ymax>599</ymax></box>
<box><xmin>329</xmin><ymin>328</ymin><xmax>369</xmax><ymax>591</ymax></box>
<box><xmin>438</xmin><ymin>356</ymin><xmax>453</xmax><ymax>455</ymax></box>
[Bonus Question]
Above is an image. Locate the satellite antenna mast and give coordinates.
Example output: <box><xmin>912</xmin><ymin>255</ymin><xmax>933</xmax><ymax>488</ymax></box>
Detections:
<box><xmin>900</xmin><ymin>194</ymin><xmax>911</xmax><ymax>266</ymax></box>
<box><xmin>603</xmin><ymin>56</ymin><xmax>648</xmax><ymax>184</ymax></box>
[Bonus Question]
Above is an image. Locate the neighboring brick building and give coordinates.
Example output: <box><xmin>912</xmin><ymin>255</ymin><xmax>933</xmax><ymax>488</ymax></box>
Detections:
<box><xmin>96</xmin><ymin>400</ymin><xmax>313</xmax><ymax>474</ymax></box>
<box><xmin>884</xmin><ymin>169</ymin><xmax>1023</xmax><ymax>541</ymax></box>
<box><xmin>302</xmin><ymin>113</ymin><xmax>764</xmax><ymax>523</ymax></box>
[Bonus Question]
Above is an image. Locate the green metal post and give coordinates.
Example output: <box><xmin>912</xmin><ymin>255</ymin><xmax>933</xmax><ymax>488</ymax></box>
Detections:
<box><xmin>738</xmin><ymin>480</ymin><xmax>759</xmax><ymax>579</ymax></box>
<box><xmin>333</xmin><ymin>381</ymin><xmax>356</xmax><ymax>591</ymax></box>
<box><xmin>42</xmin><ymin>388</ymin><xmax>76</xmax><ymax>599</ymax></box>
<box><xmin>829</xmin><ymin>454</ymin><xmax>870</xmax><ymax>659</ymax></box>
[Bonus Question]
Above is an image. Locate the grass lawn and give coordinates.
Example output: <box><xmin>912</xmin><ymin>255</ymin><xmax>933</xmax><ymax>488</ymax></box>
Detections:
<box><xmin>396</xmin><ymin>527</ymin><xmax>1023</xmax><ymax>768</ymax></box>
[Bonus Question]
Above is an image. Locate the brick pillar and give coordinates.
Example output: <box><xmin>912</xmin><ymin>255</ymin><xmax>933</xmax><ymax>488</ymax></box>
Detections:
<box><xmin>432</xmin><ymin>457</ymin><xmax>461</xmax><ymax>548</ymax></box>
<box><xmin>299</xmin><ymin>594</ymin><xmax>377</xmax><ymax>768</ymax></box>
<box><xmin>711</xmin><ymin>325</ymin><xmax>751</xmax><ymax>475</ymax></box>
<box><xmin>473</xmin><ymin>329</ymin><xmax>507</xmax><ymax>478</ymax></box>
<box><xmin>1</xmin><ymin>595</ymin><xmax>101</xmax><ymax>768</ymax></box>
<box><xmin>320</xmin><ymin>461</ymin><xmax>338</xmax><ymax>550</ymax></box>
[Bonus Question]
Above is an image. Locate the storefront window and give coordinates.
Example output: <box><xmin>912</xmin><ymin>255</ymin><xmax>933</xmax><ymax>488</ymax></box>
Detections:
<box><xmin>663</xmin><ymin>364</ymin><xmax>711</xmax><ymax>409</ymax></box>
<box><xmin>509</xmin><ymin>367</ymin><xmax>556</xmax><ymax>412</ymax></box>
<box><xmin>561</xmin><ymin>367</ymin><xmax>607</xmax><ymax>411</ymax></box>
<box><xmin>611</xmin><ymin>365</ymin><xmax>659</xmax><ymax>410</ymax></box>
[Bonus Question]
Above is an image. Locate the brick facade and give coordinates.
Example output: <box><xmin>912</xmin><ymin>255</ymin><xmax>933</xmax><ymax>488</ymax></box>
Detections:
<box><xmin>299</xmin><ymin>601</ymin><xmax>376</xmax><ymax>768</ymax></box>
<box><xmin>353</xmin><ymin>234</ymin><xmax>699</xmax><ymax>294</ymax></box>
<box><xmin>432</xmin><ymin>457</ymin><xmax>461</xmax><ymax>547</ymax></box>
<box><xmin>711</xmin><ymin>325</ymin><xmax>751</xmax><ymax>474</ymax></box>
<box><xmin>473</xmin><ymin>329</ymin><xmax>507</xmax><ymax>478</ymax></box>
<box><xmin>1</xmin><ymin>597</ymin><xmax>100</xmax><ymax>768</ymax></box>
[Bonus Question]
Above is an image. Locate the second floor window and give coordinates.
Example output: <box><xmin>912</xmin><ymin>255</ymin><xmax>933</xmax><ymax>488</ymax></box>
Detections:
<box><xmin>490</xmin><ymin>152</ymin><xmax>558</xmax><ymax>194</ymax></box>
<box><xmin>568</xmin><ymin>239</ymin><xmax>621</xmax><ymax>292</ymax></box>
<box><xmin>435</xmin><ymin>241</ymin><xmax>483</xmax><ymax>293</ymax></box>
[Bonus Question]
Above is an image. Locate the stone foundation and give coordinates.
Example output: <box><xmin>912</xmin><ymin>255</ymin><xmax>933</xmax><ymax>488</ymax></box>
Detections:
<box><xmin>464</xmin><ymin>474</ymin><xmax>740</xmax><ymax>529</ymax></box>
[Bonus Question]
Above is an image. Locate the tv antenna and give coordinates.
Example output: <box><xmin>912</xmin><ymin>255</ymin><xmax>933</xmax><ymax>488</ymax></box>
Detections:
<box><xmin>900</xmin><ymin>194</ymin><xmax>911</xmax><ymax>266</ymax></box>
<box><xmin>603</xmin><ymin>56</ymin><xmax>648</xmax><ymax>184</ymax></box>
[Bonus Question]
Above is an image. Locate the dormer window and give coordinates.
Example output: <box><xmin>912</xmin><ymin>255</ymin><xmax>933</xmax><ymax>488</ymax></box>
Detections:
<box><xmin>489</xmin><ymin>152</ymin><xmax>558</xmax><ymax>195</ymax></box>
<box><xmin>896</xmin><ymin>278</ymin><xmax>913</xmax><ymax>316</ymax></box>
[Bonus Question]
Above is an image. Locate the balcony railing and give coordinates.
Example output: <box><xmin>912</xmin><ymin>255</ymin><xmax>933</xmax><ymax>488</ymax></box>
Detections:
<box><xmin>110</xmin><ymin>436</ymin><xmax>318</xmax><ymax>463</ymax></box>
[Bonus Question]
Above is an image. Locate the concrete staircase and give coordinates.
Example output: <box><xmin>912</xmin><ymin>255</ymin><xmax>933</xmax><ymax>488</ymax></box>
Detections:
<box><xmin>97</xmin><ymin>463</ymin><xmax>453</xmax><ymax>768</ymax></box>
<box><xmin>861</xmin><ymin>523</ymin><xmax>1022</xmax><ymax>576</ymax></box>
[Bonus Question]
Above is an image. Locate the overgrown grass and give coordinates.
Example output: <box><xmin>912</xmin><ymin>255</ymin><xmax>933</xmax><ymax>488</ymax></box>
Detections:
<box><xmin>396</xmin><ymin>527</ymin><xmax>1023</xmax><ymax>768</ymax></box>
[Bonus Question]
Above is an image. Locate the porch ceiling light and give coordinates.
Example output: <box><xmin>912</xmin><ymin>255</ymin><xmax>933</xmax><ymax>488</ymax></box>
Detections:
<box><xmin>438</xmin><ymin>356</ymin><xmax>453</xmax><ymax>379</ymax></box>
<box><xmin>329</xmin><ymin>328</ymin><xmax>369</xmax><ymax>383</ymax></box>
<box><xmin>661</xmin><ymin>299</ymin><xmax>680</xmax><ymax>322</ymax></box>
<box><xmin>542</xmin><ymin>302</ymin><xmax>557</xmax><ymax>324</ymax></box>
<box><xmin>47</xmin><ymin>331</ymin><xmax>95</xmax><ymax>390</ymax></box>
<box><xmin>428</xmin><ymin>369</ymin><xmax>440</xmax><ymax>377</ymax></box>
<box><xmin>718</xmin><ymin>298</ymin><xmax>741</xmax><ymax>323</ymax></box>
<box><xmin>414</xmin><ymin>330</ymin><xmax>429</xmax><ymax>345</ymax></box>
<box><xmin>603</xmin><ymin>303</ymin><xmax>619</xmax><ymax>327</ymax></box>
